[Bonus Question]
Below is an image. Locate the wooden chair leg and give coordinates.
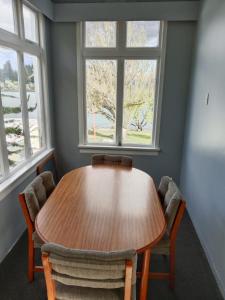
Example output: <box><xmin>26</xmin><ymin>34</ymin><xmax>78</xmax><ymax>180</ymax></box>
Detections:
<box><xmin>28</xmin><ymin>237</ymin><xmax>34</xmax><ymax>282</ymax></box>
<box><xmin>139</xmin><ymin>248</ymin><xmax>151</xmax><ymax>300</ymax></box>
<box><xmin>169</xmin><ymin>245</ymin><xmax>175</xmax><ymax>289</ymax></box>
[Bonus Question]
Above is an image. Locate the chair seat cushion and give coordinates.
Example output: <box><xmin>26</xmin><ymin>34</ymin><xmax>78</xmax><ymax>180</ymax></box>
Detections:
<box><xmin>32</xmin><ymin>231</ymin><xmax>44</xmax><ymax>248</ymax></box>
<box><xmin>56</xmin><ymin>282</ymin><xmax>124</xmax><ymax>300</ymax></box>
<box><xmin>152</xmin><ymin>235</ymin><xmax>170</xmax><ymax>256</ymax></box>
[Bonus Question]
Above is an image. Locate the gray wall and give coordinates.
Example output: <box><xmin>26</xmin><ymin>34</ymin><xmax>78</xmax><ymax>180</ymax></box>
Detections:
<box><xmin>180</xmin><ymin>0</ymin><xmax>225</xmax><ymax>297</ymax></box>
<box><xmin>0</xmin><ymin>174</ymin><xmax>36</xmax><ymax>262</ymax></box>
<box><xmin>51</xmin><ymin>21</ymin><xmax>196</xmax><ymax>184</ymax></box>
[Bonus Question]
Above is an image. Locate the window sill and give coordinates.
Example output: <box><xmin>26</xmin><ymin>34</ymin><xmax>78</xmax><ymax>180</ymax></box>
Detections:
<box><xmin>78</xmin><ymin>144</ymin><xmax>160</xmax><ymax>156</ymax></box>
<box><xmin>0</xmin><ymin>148</ymin><xmax>54</xmax><ymax>202</ymax></box>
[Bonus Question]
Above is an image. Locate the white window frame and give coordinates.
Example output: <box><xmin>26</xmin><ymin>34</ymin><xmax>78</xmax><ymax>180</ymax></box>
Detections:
<box><xmin>0</xmin><ymin>0</ymin><xmax>51</xmax><ymax>184</ymax></box>
<box><xmin>77</xmin><ymin>21</ymin><xmax>167</xmax><ymax>155</ymax></box>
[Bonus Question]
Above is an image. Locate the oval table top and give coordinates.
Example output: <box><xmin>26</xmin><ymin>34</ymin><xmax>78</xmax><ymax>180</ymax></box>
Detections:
<box><xmin>35</xmin><ymin>165</ymin><xmax>166</xmax><ymax>252</ymax></box>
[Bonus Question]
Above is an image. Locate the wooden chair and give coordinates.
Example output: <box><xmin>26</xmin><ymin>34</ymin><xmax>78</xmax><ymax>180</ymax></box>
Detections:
<box><xmin>36</xmin><ymin>150</ymin><xmax>58</xmax><ymax>183</ymax></box>
<box><xmin>92</xmin><ymin>154</ymin><xmax>133</xmax><ymax>167</ymax></box>
<box><xmin>18</xmin><ymin>171</ymin><xmax>55</xmax><ymax>282</ymax></box>
<box><xmin>42</xmin><ymin>243</ymin><xmax>137</xmax><ymax>300</ymax></box>
<box><xmin>140</xmin><ymin>179</ymin><xmax>186</xmax><ymax>289</ymax></box>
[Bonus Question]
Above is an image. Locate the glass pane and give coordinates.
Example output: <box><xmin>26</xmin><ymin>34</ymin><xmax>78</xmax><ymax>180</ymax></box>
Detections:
<box><xmin>0</xmin><ymin>47</ymin><xmax>25</xmax><ymax>169</ymax></box>
<box><xmin>86</xmin><ymin>60</ymin><xmax>117</xmax><ymax>144</ymax></box>
<box><xmin>24</xmin><ymin>54</ymin><xmax>42</xmax><ymax>154</ymax></box>
<box><xmin>0</xmin><ymin>0</ymin><xmax>15</xmax><ymax>33</ymax></box>
<box><xmin>122</xmin><ymin>60</ymin><xmax>157</xmax><ymax>145</ymax></box>
<box><xmin>126</xmin><ymin>21</ymin><xmax>160</xmax><ymax>48</ymax></box>
<box><xmin>85</xmin><ymin>22</ymin><xmax>116</xmax><ymax>48</ymax></box>
<box><xmin>23</xmin><ymin>5</ymin><xmax>38</xmax><ymax>43</ymax></box>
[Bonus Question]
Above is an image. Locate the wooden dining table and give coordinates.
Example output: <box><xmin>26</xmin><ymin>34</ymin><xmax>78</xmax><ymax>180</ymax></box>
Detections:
<box><xmin>35</xmin><ymin>165</ymin><xmax>166</xmax><ymax>300</ymax></box>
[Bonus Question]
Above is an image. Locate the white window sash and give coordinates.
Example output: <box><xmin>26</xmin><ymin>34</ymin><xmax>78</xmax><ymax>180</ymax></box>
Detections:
<box><xmin>0</xmin><ymin>0</ymin><xmax>49</xmax><ymax>181</ymax></box>
<box><xmin>78</xmin><ymin>21</ymin><xmax>167</xmax><ymax>149</ymax></box>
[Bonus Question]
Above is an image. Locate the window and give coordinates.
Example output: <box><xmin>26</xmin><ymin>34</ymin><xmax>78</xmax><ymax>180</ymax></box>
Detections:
<box><xmin>0</xmin><ymin>1</ymin><xmax>48</xmax><ymax>182</ymax></box>
<box><xmin>0</xmin><ymin>0</ymin><xmax>15</xmax><ymax>33</ymax></box>
<box><xmin>78</xmin><ymin>21</ymin><xmax>166</xmax><ymax>152</ymax></box>
<box><xmin>23</xmin><ymin>5</ymin><xmax>38</xmax><ymax>43</ymax></box>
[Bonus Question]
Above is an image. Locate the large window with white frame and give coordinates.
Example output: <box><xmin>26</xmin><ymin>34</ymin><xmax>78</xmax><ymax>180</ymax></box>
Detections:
<box><xmin>0</xmin><ymin>0</ymin><xmax>48</xmax><ymax>182</ymax></box>
<box><xmin>78</xmin><ymin>21</ymin><xmax>166</xmax><ymax>151</ymax></box>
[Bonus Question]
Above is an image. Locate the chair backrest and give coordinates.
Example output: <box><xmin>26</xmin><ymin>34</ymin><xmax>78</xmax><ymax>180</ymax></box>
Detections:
<box><xmin>36</xmin><ymin>151</ymin><xmax>58</xmax><ymax>183</ymax></box>
<box><xmin>158</xmin><ymin>176</ymin><xmax>173</xmax><ymax>202</ymax></box>
<box><xmin>19</xmin><ymin>172</ymin><xmax>55</xmax><ymax>228</ymax></box>
<box><xmin>92</xmin><ymin>154</ymin><xmax>133</xmax><ymax>167</ymax></box>
<box><xmin>42</xmin><ymin>243</ymin><xmax>137</xmax><ymax>300</ymax></box>
<box><xmin>162</xmin><ymin>179</ymin><xmax>186</xmax><ymax>236</ymax></box>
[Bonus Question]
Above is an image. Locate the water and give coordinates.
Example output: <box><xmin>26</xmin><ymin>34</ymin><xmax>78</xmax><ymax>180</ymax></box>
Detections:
<box><xmin>1</xmin><ymin>91</ymin><xmax>38</xmax><ymax>119</ymax></box>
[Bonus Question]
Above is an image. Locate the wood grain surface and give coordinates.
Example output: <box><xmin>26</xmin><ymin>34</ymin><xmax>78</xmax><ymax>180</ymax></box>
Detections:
<box><xmin>35</xmin><ymin>165</ymin><xmax>165</xmax><ymax>252</ymax></box>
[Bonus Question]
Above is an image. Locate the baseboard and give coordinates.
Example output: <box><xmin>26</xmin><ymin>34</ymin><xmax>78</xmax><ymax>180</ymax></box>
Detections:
<box><xmin>0</xmin><ymin>226</ymin><xmax>26</xmax><ymax>264</ymax></box>
<box><xmin>187</xmin><ymin>208</ymin><xmax>225</xmax><ymax>300</ymax></box>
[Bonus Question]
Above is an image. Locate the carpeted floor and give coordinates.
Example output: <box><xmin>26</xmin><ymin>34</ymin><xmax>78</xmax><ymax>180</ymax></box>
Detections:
<box><xmin>0</xmin><ymin>212</ymin><xmax>223</xmax><ymax>300</ymax></box>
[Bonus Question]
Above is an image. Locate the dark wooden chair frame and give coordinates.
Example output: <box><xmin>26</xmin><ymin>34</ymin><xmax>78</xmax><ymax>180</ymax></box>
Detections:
<box><xmin>42</xmin><ymin>253</ymin><xmax>134</xmax><ymax>300</ymax></box>
<box><xmin>138</xmin><ymin>200</ymin><xmax>186</xmax><ymax>289</ymax></box>
<box><xmin>36</xmin><ymin>150</ymin><xmax>58</xmax><ymax>180</ymax></box>
<box><xmin>18</xmin><ymin>194</ymin><xmax>43</xmax><ymax>282</ymax></box>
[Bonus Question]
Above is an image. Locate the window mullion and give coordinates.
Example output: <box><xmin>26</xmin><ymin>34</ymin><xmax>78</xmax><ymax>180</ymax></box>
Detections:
<box><xmin>115</xmin><ymin>22</ymin><xmax>126</xmax><ymax>146</ymax></box>
<box><xmin>0</xmin><ymin>89</ymin><xmax>10</xmax><ymax>176</ymax></box>
<box><xmin>116</xmin><ymin>59</ymin><xmax>124</xmax><ymax>146</ymax></box>
<box><xmin>16</xmin><ymin>0</ymin><xmax>25</xmax><ymax>40</ymax></box>
<box><xmin>17</xmin><ymin>52</ymin><xmax>32</xmax><ymax>159</ymax></box>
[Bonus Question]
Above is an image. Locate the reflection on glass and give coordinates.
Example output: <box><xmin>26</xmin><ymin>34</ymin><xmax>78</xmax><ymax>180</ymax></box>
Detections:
<box><xmin>0</xmin><ymin>0</ymin><xmax>15</xmax><ymax>33</ymax></box>
<box><xmin>0</xmin><ymin>47</ymin><xmax>25</xmax><ymax>169</ymax></box>
<box><xmin>85</xmin><ymin>22</ymin><xmax>116</xmax><ymax>48</ymax></box>
<box><xmin>122</xmin><ymin>60</ymin><xmax>157</xmax><ymax>145</ymax></box>
<box><xmin>23</xmin><ymin>5</ymin><xmax>38</xmax><ymax>43</ymax></box>
<box><xmin>24</xmin><ymin>53</ymin><xmax>42</xmax><ymax>154</ymax></box>
<box><xmin>126</xmin><ymin>21</ymin><xmax>160</xmax><ymax>48</ymax></box>
<box><xmin>86</xmin><ymin>59</ymin><xmax>117</xmax><ymax>144</ymax></box>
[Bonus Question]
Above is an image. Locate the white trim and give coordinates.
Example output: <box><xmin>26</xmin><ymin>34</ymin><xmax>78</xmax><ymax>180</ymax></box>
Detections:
<box><xmin>153</xmin><ymin>21</ymin><xmax>167</xmax><ymax>148</ymax></box>
<box><xmin>0</xmin><ymin>148</ymin><xmax>54</xmax><ymax>202</ymax></box>
<box><xmin>79</xmin><ymin>144</ymin><xmax>160</xmax><ymax>156</ymax></box>
<box><xmin>0</xmin><ymin>89</ymin><xmax>9</xmax><ymax>176</ymax></box>
<box><xmin>54</xmin><ymin>2</ymin><xmax>200</xmax><ymax>22</ymax></box>
<box><xmin>39</xmin><ymin>14</ymin><xmax>52</xmax><ymax>149</ymax></box>
<box><xmin>24</xmin><ymin>0</ymin><xmax>54</xmax><ymax>21</ymax></box>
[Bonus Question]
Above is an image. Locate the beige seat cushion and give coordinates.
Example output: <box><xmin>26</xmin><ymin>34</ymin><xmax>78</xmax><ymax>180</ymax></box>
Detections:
<box><xmin>55</xmin><ymin>282</ymin><xmax>124</xmax><ymax>300</ymax></box>
<box><xmin>42</xmin><ymin>243</ymin><xmax>137</xmax><ymax>299</ymax></box>
<box><xmin>164</xmin><ymin>181</ymin><xmax>182</xmax><ymax>234</ymax></box>
<box><xmin>158</xmin><ymin>176</ymin><xmax>173</xmax><ymax>203</ymax></box>
<box><xmin>39</xmin><ymin>171</ymin><xmax>55</xmax><ymax>197</ymax></box>
<box><xmin>32</xmin><ymin>231</ymin><xmax>44</xmax><ymax>248</ymax></box>
<box><xmin>152</xmin><ymin>234</ymin><xmax>170</xmax><ymax>256</ymax></box>
<box><xmin>23</xmin><ymin>171</ymin><xmax>55</xmax><ymax>222</ymax></box>
<box><xmin>92</xmin><ymin>155</ymin><xmax>132</xmax><ymax>167</ymax></box>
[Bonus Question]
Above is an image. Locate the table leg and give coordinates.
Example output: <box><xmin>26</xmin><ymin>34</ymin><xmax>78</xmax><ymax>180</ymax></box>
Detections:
<box><xmin>139</xmin><ymin>248</ymin><xmax>151</xmax><ymax>300</ymax></box>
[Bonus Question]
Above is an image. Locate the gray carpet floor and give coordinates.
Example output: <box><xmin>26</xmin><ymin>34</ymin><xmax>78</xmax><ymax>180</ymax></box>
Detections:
<box><xmin>0</xmin><ymin>212</ymin><xmax>223</xmax><ymax>300</ymax></box>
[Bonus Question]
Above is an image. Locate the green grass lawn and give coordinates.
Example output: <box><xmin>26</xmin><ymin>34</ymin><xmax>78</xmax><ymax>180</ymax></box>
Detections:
<box><xmin>88</xmin><ymin>128</ymin><xmax>152</xmax><ymax>145</ymax></box>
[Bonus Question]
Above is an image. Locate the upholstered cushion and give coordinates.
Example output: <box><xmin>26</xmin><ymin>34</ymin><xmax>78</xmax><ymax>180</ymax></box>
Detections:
<box><xmin>164</xmin><ymin>181</ymin><xmax>182</xmax><ymax>234</ymax></box>
<box><xmin>39</xmin><ymin>171</ymin><xmax>55</xmax><ymax>197</ymax></box>
<box><xmin>92</xmin><ymin>155</ymin><xmax>132</xmax><ymax>167</ymax></box>
<box><xmin>30</xmin><ymin>176</ymin><xmax>47</xmax><ymax>208</ymax></box>
<box><xmin>55</xmin><ymin>282</ymin><xmax>124</xmax><ymax>300</ymax></box>
<box><xmin>23</xmin><ymin>171</ymin><xmax>55</xmax><ymax>222</ymax></box>
<box><xmin>42</xmin><ymin>243</ymin><xmax>137</xmax><ymax>292</ymax></box>
<box><xmin>152</xmin><ymin>234</ymin><xmax>170</xmax><ymax>256</ymax></box>
<box><xmin>32</xmin><ymin>231</ymin><xmax>43</xmax><ymax>248</ymax></box>
<box><xmin>24</xmin><ymin>186</ymin><xmax>40</xmax><ymax>222</ymax></box>
<box><xmin>158</xmin><ymin>176</ymin><xmax>173</xmax><ymax>202</ymax></box>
